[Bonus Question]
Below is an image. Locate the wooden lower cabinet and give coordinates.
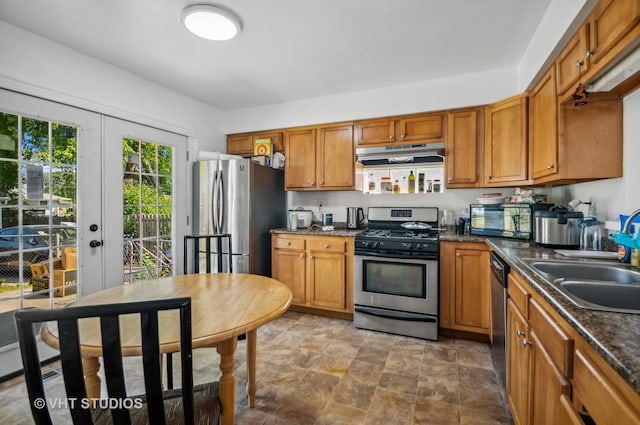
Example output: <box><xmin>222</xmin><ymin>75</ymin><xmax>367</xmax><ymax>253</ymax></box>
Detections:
<box><xmin>439</xmin><ymin>242</ymin><xmax>491</xmax><ymax>335</ymax></box>
<box><xmin>571</xmin><ymin>343</ymin><xmax>640</xmax><ymax>425</ymax></box>
<box><xmin>507</xmin><ymin>272</ymin><xmax>574</xmax><ymax>425</ymax></box>
<box><xmin>507</xmin><ymin>298</ymin><xmax>530</xmax><ymax>425</ymax></box>
<box><xmin>506</xmin><ymin>269</ymin><xmax>640</xmax><ymax>425</ymax></box>
<box><xmin>271</xmin><ymin>233</ymin><xmax>353</xmax><ymax>317</ymax></box>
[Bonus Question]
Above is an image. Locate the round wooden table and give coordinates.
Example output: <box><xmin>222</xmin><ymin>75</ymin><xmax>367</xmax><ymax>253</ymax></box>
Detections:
<box><xmin>41</xmin><ymin>273</ymin><xmax>292</xmax><ymax>425</ymax></box>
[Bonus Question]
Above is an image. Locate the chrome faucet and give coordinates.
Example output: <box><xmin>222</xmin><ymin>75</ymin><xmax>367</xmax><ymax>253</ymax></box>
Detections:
<box><xmin>613</xmin><ymin>208</ymin><xmax>640</xmax><ymax>249</ymax></box>
<box><xmin>622</xmin><ymin>208</ymin><xmax>640</xmax><ymax>234</ymax></box>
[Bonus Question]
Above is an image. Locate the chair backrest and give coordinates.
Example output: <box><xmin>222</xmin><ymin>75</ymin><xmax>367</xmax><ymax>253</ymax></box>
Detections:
<box><xmin>183</xmin><ymin>234</ymin><xmax>233</xmax><ymax>274</ymax></box>
<box><xmin>15</xmin><ymin>297</ymin><xmax>194</xmax><ymax>425</ymax></box>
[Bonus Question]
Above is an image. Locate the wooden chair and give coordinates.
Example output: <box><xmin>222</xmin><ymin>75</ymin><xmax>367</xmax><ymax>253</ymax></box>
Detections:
<box><xmin>167</xmin><ymin>234</ymin><xmax>237</xmax><ymax>390</ymax></box>
<box><xmin>15</xmin><ymin>297</ymin><xmax>221</xmax><ymax>425</ymax></box>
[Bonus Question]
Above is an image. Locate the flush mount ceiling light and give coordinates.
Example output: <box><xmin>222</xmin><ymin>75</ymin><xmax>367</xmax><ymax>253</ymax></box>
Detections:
<box><xmin>181</xmin><ymin>4</ymin><xmax>242</xmax><ymax>41</ymax></box>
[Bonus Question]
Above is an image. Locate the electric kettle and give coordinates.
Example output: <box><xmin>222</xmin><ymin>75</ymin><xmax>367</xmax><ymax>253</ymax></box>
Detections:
<box><xmin>347</xmin><ymin>207</ymin><xmax>365</xmax><ymax>229</ymax></box>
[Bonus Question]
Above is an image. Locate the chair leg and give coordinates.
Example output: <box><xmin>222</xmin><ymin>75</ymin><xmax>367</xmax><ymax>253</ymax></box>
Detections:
<box><xmin>166</xmin><ymin>352</ymin><xmax>173</xmax><ymax>390</ymax></box>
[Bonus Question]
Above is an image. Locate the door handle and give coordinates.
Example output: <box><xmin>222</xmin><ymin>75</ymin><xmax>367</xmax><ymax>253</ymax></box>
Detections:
<box><xmin>89</xmin><ymin>240</ymin><xmax>103</xmax><ymax>248</ymax></box>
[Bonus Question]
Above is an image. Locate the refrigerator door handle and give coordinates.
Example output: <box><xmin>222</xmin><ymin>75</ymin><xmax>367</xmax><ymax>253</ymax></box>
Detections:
<box><xmin>216</xmin><ymin>170</ymin><xmax>224</xmax><ymax>233</ymax></box>
<box><xmin>212</xmin><ymin>168</ymin><xmax>219</xmax><ymax>234</ymax></box>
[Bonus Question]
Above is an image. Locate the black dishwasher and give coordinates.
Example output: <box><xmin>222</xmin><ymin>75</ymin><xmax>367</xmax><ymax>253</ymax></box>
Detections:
<box><xmin>490</xmin><ymin>251</ymin><xmax>510</xmax><ymax>396</ymax></box>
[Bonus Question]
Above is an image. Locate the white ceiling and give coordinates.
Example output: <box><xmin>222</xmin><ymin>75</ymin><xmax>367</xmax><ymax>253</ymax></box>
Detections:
<box><xmin>0</xmin><ymin>0</ymin><xmax>554</xmax><ymax>111</ymax></box>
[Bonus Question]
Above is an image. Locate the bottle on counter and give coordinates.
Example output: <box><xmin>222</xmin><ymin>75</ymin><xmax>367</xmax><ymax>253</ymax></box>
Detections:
<box><xmin>408</xmin><ymin>171</ymin><xmax>415</xmax><ymax>193</ymax></box>
<box><xmin>433</xmin><ymin>179</ymin><xmax>441</xmax><ymax>192</ymax></box>
<box><xmin>381</xmin><ymin>176</ymin><xmax>392</xmax><ymax>192</ymax></box>
<box><xmin>418</xmin><ymin>173</ymin><xmax>424</xmax><ymax>192</ymax></box>
<box><xmin>368</xmin><ymin>173</ymin><xmax>376</xmax><ymax>192</ymax></box>
<box><xmin>393</xmin><ymin>180</ymin><xmax>400</xmax><ymax>193</ymax></box>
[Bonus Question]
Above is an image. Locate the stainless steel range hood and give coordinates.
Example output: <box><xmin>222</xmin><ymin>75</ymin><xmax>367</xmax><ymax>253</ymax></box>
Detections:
<box><xmin>356</xmin><ymin>142</ymin><xmax>445</xmax><ymax>166</ymax></box>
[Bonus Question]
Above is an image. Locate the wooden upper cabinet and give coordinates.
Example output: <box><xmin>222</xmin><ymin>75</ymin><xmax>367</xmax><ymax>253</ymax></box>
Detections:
<box><xmin>529</xmin><ymin>67</ymin><xmax>559</xmax><ymax>181</ymax></box>
<box><xmin>556</xmin><ymin>24</ymin><xmax>590</xmax><ymax>96</ymax></box>
<box><xmin>226</xmin><ymin>134</ymin><xmax>253</xmax><ymax>156</ymax></box>
<box><xmin>589</xmin><ymin>0</ymin><xmax>640</xmax><ymax>67</ymax></box>
<box><xmin>355</xmin><ymin>113</ymin><xmax>443</xmax><ymax>146</ymax></box>
<box><xmin>253</xmin><ymin>131</ymin><xmax>284</xmax><ymax>153</ymax></box>
<box><xmin>284</xmin><ymin>128</ymin><xmax>317</xmax><ymax>190</ymax></box>
<box><xmin>316</xmin><ymin>124</ymin><xmax>355</xmax><ymax>190</ymax></box>
<box><xmin>227</xmin><ymin>131</ymin><xmax>284</xmax><ymax>157</ymax></box>
<box><xmin>397</xmin><ymin>114</ymin><xmax>443</xmax><ymax>143</ymax></box>
<box><xmin>356</xmin><ymin>118</ymin><xmax>395</xmax><ymax>145</ymax></box>
<box><xmin>445</xmin><ymin>109</ymin><xmax>483</xmax><ymax>188</ymax></box>
<box><xmin>285</xmin><ymin>124</ymin><xmax>355</xmax><ymax>191</ymax></box>
<box><xmin>484</xmin><ymin>94</ymin><xmax>529</xmax><ymax>185</ymax></box>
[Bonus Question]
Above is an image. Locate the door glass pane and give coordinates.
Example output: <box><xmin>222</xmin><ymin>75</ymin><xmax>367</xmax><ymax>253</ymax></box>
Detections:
<box><xmin>0</xmin><ymin>111</ymin><xmax>78</xmax><ymax>348</ymax></box>
<box><xmin>122</xmin><ymin>138</ymin><xmax>173</xmax><ymax>284</ymax></box>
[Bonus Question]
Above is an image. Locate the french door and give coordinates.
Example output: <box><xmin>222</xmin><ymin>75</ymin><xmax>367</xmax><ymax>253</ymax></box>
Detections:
<box><xmin>102</xmin><ymin>117</ymin><xmax>187</xmax><ymax>289</ymax></box>
<box><xmin>0</xmin><ymin>88</ymin><xmax>188</xmax><ymax>378</ymax></box>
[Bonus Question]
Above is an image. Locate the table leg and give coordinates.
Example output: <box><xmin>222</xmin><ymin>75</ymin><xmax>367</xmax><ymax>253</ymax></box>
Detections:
<box><xmin>246</xmin><ymin>329</ymin><xmax>257</xmax><ymax>407</ymax></box>
<box><xmin>216</xmin><ymin>337</ymin><xmax>238</xmax><ymax>425</ymax></box>
<box><xmin>82</xmin><ymin>356</ymin><xmax>101</xmax><ymax>399</ymax></box>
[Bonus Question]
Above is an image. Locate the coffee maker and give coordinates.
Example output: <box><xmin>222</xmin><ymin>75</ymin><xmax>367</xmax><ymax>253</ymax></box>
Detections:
<box><xmin>347</xmin><ymin>207</ymin><xmax>365</xmax><ymax>229</ymax></box>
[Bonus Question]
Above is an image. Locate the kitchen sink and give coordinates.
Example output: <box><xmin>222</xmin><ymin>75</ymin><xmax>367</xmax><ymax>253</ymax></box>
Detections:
<box><xmin>559</xmin><ymin>281</ymin><xmax>640</xmax><ymax>311</ymax></box>
<box><xmin>522</xmin><ymin>259</ymin><xmax>640</xmax><ymax>314</ymax></box>
<box><xmin>530</xmin><ymin>261</ymin><xmax>640</xmax><ymax>284</ymax></box>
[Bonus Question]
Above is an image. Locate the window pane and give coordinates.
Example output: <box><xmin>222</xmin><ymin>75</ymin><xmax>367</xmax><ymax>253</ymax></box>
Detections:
<box><xmin>122</xmin><ymin>138</ymin><xmax>173</xmax><ymax>284</ymax></box>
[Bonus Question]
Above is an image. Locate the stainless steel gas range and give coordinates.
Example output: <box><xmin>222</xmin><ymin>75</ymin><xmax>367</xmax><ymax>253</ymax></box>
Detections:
<box><xmin>353</xmin><ymin>207</ymin><xmax>439</xmax><ymax>340</ymax></box>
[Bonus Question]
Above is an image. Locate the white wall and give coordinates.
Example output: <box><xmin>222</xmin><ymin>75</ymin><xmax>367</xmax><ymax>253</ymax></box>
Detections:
<box><xmin>223</xmin><ymin>68</ymin><xmax>517</xmax><ymax>134</ymax></box>
<box><xmin>0</xmin><ymin>20</ymin><xmax>225</xmax><ymax>151</ymax></box>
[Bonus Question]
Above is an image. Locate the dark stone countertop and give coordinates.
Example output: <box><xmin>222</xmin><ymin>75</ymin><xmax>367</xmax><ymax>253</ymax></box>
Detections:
<box><xmin>270</xmin><ymin>223</ymin><xmax>364</xmax><ymax>238</ymax></box>
<box><xmin>482</xmin><ymin>237</ymin><xmax>640</xmax><ymax>397</ymax></box>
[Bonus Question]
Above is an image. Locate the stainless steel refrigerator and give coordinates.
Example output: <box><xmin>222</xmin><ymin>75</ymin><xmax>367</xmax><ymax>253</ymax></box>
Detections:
<box><xmin>192</xmin><ymin>157</ymin><xmax>286</xmax><ymax>276</ymax></box>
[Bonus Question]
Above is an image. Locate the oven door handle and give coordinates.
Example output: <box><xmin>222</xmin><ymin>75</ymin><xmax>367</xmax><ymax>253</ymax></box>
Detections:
<box><xmin>355</xmin><ymin>306</ymin><xmax>437</xmax><ymax>323</ymax></box>
<box><xmin>354</xmin><ymin>250</ymin><xmax>436</xmax><ymax>260</ymax></box>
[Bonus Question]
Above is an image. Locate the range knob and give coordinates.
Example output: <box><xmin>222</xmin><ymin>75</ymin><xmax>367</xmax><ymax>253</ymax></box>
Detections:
<box><xmin>371</xmin><ymin>241</ymin><xmax>379</xmax><ymax>248</ymax></box>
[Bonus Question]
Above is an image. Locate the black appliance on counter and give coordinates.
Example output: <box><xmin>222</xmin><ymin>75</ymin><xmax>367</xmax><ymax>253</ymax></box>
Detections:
<box><xmin>353</xmin><ymin>207</ymin><xmax>439</xmax><ymax>340</ymax></box>
<box><xmin>469</xmin><ymin>203</ymin><xmax>553</xmax><ymax>240</ymax></box>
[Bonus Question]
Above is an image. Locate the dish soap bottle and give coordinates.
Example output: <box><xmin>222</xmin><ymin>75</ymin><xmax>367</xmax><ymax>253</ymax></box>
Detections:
<box><xmin>368</xmin><ymin>173</ymin><xmax>376</xmax><ymax>192</ymax></box>
<box><xmin>408</xmin><ymin>171</ymin><xmax>415</xmax><ymax>193</ymax></box>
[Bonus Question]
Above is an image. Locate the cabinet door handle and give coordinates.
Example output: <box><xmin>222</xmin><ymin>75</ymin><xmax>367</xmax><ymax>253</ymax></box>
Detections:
<box><xmin>287</xmin><ymin>241</ymin><xmax>291</xmax><ymax>246</ymax></box>
<box><xmin>486</xmin><ymin>176</ymin><xmax>491</xmax><ymax>180</ymax></box>
<box><xmin>324</xmin><ymin>244</ymin><xmax>330</xmax><ymax>249</ymax></box>
<box><xmin>309</xmin><ymin>255</ymin><xmax>314</xmax><ymax>260</ymax></box>
<box><xmin>585</xmin><ymin>50</ymin><xmax>594</xmax><ymax>58</ymax></box>
<box><xmin>516</xmin><ymin>330</ymin><xmax>525</xmax><ymax>338</ymax></box>
<box><xmin>400</xmin><ymin>134</ymin><xmax>406</xmax><ymax>139</ymax></box>
<box><xmin>547</xmin><ymin>164</ymin><xmax>554</xmax><ymax>169</ymax></box>
<box><xmin>299</xmin><ymin>254</ymin><xmax>305</xmax><ymax>259</ymax></box>
<box><xmin>448</xmin><ymin>176</ymin><xmax>453</xmax><ymax>181</ymax></box>
<box><xmin>456</xmin><ymin>252</ymin><xmax>461</xmax><ymax>257</ymax></box>
<box><xmin>522</xmin><ymin>338</ymin><xmax>532</xmax><ymax>348</ymax></box>
<box><xmin>389</xmin><ymin>136</ymin><xmax>394</xmax><ymax>141</ymax></box>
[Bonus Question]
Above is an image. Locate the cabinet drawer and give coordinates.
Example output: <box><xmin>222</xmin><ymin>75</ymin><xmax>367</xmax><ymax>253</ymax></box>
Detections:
<box><xmin>574</xmin><ymin>349</ymin><xmax>640</xmax><ymax>425</ymax></box>
<box><xmin>308</xmin><ymin>238</ymin><xmax>346</xmax><ymax>253</ymax></box>
<box><xmin>529</xmin><ymin>298</ymin><xmax>573</xmax><ymax>377</ymax></box>
<box><xmin>508</xmin><ymin>272</ymin><xmax>530</xmax><ymax>318</ymax></box>
<box><xmin>274</xmin><ymin>237</ymin><xmax>305</xmax><ymax>250</ymax></box>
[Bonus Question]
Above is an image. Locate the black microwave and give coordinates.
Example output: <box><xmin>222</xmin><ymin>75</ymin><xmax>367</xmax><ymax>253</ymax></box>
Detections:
<box><xmin>469</xmin><ymin>203</ymin><xmax>553</xmax><ymax>240</ymax></box>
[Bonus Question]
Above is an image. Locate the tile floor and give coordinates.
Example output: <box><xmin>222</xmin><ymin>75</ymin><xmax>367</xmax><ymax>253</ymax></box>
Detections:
<box><xmin>0</xmin><ymin>311</ymin><xmax>512</xmax><ymax>424</ymax></box>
